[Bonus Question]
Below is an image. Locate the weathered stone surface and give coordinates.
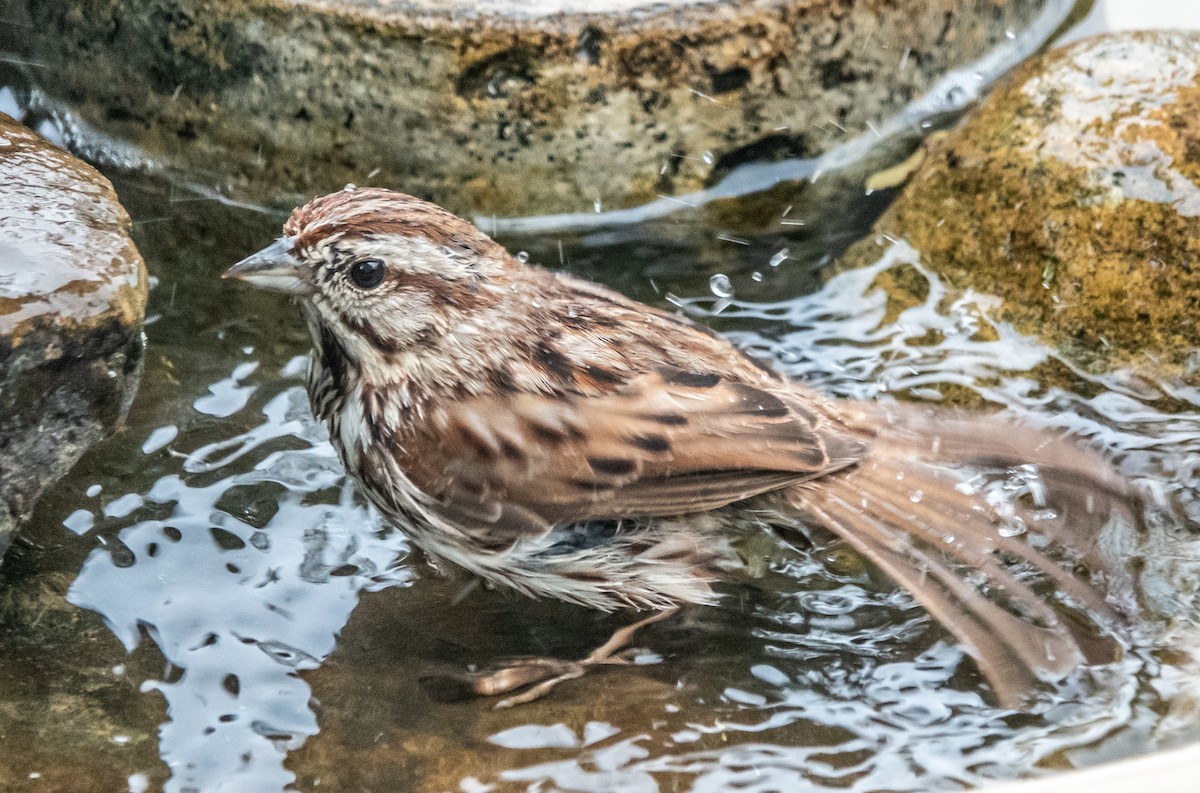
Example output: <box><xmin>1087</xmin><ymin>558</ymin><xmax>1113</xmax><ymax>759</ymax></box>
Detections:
<box><xmin>836</xmin><ymin>31</ymin><xmax>1200</xmax><ymax>382</ymax></box>
<box><xmin>0</xmin><ymin>112</ymin><xmax>148</xmax><ymax>559</ymax></box>
<box><xmin>3</xmin><ymin>0</ymin><xmax>1051</xmax><ymax>216</ymax></box>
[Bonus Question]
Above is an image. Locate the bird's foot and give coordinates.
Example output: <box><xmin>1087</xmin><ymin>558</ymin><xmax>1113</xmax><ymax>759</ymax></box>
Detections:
<box><xmin>421</xmin><ymin>608</ymin><xmax>677</xmax><ymax>708</ymax></box>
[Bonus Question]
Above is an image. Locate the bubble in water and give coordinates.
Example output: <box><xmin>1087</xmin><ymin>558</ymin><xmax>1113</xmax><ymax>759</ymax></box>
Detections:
<box><xmin>769</xmin><ymin>248</ymin><xmax>789</xmax><ymax>267</ymax></box>
<box><xmin>709</xmin><ymin>274</ymin><xmax>734</xmax><ymax>298</ymax></box>
<box><xmin>945</xmin><ymin>84</ymin><xmax>969</xmax><ymax>105</ymax></box>
<box><xmin>751</xmin><ymin>272</ymin><xmax>764</xmax><ymax>282</ymax></box>
<box><xmin>516</xmin><ymin>251</ymin><xmax>529</xmax><ymax>263</ymax></box>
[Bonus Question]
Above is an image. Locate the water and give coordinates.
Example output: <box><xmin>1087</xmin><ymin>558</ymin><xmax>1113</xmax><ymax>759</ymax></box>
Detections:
<box><xmin>5</xmin><ymin>192</ymin><xmax>1196</xmax><ymax>791</ymax></box>
<box><xmin>2</xmin><ymin>4</ymin><xmax>1200</xmax><ymax>792</ymax></box>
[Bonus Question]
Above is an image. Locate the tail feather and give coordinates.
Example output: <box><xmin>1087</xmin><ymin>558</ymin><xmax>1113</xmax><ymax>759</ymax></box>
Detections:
<box><xmin>856</xmin><ymin>461</ymin><xmax>1120</xmax><ymax>623</ymax></box>
<box><xmin>864</xmin><ymin>407</ymin><xmax>1141</xmax><ymax>562</ymax></box>
<box><xmin>806</xmin><ymin>491</ymin><xmax>1068</xmax><ymax>705</ymax></box>
<box><xmin>794</xmin><ymin>406</ymin><xmax>1139</xmax><ymax>707</ymax></box>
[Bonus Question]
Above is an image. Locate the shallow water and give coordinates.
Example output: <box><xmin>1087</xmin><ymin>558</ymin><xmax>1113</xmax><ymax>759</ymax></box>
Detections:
<box><xmin>3</xmin><ymin>4</ymin><xmax>1200</xmax><ymax>792</ymax></box>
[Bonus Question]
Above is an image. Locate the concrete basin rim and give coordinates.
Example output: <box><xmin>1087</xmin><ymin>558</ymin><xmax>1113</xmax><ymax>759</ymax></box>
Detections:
<box><xmin>486</xmin><ymin>0</ymin><xmax>1081</xmax><ymax>235</ymax></box>
<box><xmin>981</xmin><ymin>742</ymin><xmax>1200</xmax><ymax>793</ymax></box>
<box><xmin>289</xmin><ymin>0</ymin><xmax>828</xmax><ymax>29</ymax></box>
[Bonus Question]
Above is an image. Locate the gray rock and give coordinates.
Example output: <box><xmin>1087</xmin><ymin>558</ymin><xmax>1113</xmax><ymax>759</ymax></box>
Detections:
<box><xmin>0</xmin><ymin>112</ymin><xmax>148</xmax><ymax>560</ymax></box>
<box><xmin>4</xmin><ymin>0</ymin><xmax>1051</xmax><ymax>216</ymax></box>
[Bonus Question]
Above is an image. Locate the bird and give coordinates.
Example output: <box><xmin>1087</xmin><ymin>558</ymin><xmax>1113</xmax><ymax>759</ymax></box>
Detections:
<box><xmin>224</xmin><ymin>185</ymin><xmax>1139</xmax><ymax>708</ymax></box>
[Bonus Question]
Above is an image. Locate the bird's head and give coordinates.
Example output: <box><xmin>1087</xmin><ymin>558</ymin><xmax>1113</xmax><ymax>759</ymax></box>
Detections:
<box><xmin>224</xmin><ymin>186</ymin><xmax>513</xmax><ymax>366</ymax></box>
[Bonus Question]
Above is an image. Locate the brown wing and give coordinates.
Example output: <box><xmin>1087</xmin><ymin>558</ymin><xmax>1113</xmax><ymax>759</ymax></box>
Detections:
<box><xmin>398</xmin><ymin>368</ymin><xmax>867</xmax><ymax>546</ymax></box>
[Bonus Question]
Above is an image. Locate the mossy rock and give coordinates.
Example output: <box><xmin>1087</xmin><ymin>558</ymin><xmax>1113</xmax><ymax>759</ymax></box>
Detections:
<box><xmin>836</xmin><ymin>31</ymin><xmax>1200</xmax><ymax>383</ymax></box>
<box><xmin>0</xmin><ymin>112</ymin><xmax>149</xmax><ymax>560</ymax></box>
<box><xmin>2</xmin><ymin>0</ymin><xmax>1049</xmax><ymax>216</ymax></box>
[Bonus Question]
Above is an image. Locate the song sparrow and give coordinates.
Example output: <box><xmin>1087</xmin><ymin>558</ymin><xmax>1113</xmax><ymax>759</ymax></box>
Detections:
<box><xmin>225</xmin><ymin>186</ymin><xmax>1137</xmax><ymax>707</ymax></box>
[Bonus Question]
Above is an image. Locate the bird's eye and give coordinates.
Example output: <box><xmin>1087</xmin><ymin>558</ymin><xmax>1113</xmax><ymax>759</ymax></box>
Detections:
<box><xmin>348</xmin><ymin>259</ymin><xmax>386</xmax><ymax>289</ymax></box>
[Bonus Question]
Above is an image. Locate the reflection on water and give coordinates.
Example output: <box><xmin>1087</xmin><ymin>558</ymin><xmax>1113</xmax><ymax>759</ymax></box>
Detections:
<box><xmin>40</xmin><ymin>229</ymin><xmax>1197</xmax><ymax>791</ymax></box>
<box><xmin>68</xmin><ymin>379</ymin><xmax>411</xmax><ymax>792</ymax></box>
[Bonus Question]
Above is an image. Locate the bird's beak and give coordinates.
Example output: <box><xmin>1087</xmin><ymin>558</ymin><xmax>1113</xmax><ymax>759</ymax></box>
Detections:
<box><xmin>222</xmin><ymin>237</ymin><xmax>314</xmax><ymax>296</ymax></box>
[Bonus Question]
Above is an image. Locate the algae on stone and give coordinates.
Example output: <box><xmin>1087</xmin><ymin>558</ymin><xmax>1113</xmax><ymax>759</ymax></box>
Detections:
<box><xmin>836</xmin><ymin>32</ymin><xmax>1200</xmax><ymax>383</ymax></box>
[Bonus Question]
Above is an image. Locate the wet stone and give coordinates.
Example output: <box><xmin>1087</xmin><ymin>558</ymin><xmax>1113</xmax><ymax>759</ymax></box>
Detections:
<box><xmin>0</xmin><ymin>112</ymin><xmax>148</xmax><ymax>560</ymax></box>
<box><xmin>2</xmin><ymin>0</ymin><xmax>1049</xmax><ymax>216</ymax></box>
<box><xmin>836</xmin><ymin>31</ymin><xmax>1200</xmax><ymax>383</ymax></box>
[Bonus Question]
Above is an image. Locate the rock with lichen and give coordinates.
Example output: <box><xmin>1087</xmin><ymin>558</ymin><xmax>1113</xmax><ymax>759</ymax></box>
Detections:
<box><xmin>2</xmin><ymin>0</ymin><xmax>1051</xmax><ymax>217</ymax></box>
<box><xmin>0</xmin><ymin>112</ymin><xmax>148</xmax><ymax>560</ymax></box>
<box><xmin>836</xmin><ymin>31</ymin><xmax>1200</xmax><ymax>383</ymax></box>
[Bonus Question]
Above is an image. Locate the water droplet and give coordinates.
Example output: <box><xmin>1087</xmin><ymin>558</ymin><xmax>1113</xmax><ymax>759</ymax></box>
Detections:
<box><xmin>516</xmin><ymin>251</ymin><xmax>529</xmax><ymax>263</ymax></box>
<box><xmin>946</xmin><ymin>85</ymin><xmax>968</xmax><ymax>105</ymax></box>
<box><xmin>769</xmin><ymin>248</ymin><xmax>789</xmax><ymax>267</ymax></box>
<box><xmin>709</xmin><ymin>274</ymin><xmax>734</xmax><ymax>298</ymax></box>
<box><xmin>751</xmin><ymin>271</ymin><xmax>763</xmax><ymax>282</ymax></box>
<box><xmin>910</xmin><ymin>489</ymin><xmax>924</xmax><ymax>504</ymax></box>
<box><xmin>998</xmin><ymin>523</ymin><xmax>1026</xmax><ymax>538</ymax></box>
